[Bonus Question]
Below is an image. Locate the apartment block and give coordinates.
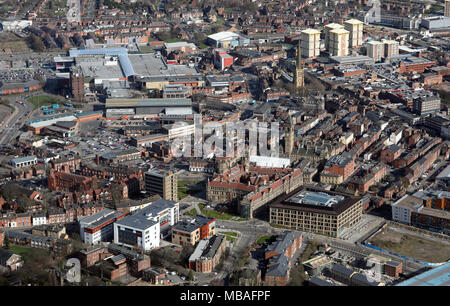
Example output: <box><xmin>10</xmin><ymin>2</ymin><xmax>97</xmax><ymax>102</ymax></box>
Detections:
<box><xmin>301</xmin><ymin>28</ymin><xmax>321</xmax><ymax>58</ymax></box>
<box><xmin>344</xmin><ymin>19</ymin><xmax>363</xmax><ymax>48</ymax></box>
<box><xmin>329</xmin><ymin>28</ymin><xmax>349</xmax><ymax>56</ymax></box>
<box><xmin>367</xmin><ymin>41</ymin><xmax>384</xmax><ymax>62</ymax></box>
<box><xmin>324</xmin><ymin>23</ymin><xmax>344</xmax><ymax>51</ymax></box>
<box><xmin>145</xmin><ymin>169</ymin><xmax>178</xmax><ymax>201</ymax></box>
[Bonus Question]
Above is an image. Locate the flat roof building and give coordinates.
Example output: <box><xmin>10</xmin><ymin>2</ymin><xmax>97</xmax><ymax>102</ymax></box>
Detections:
<box><xmin>270</xmin><ymin>187</ymin><xmax>363</xmax><ymax>238</ymax></box>
<box><xmin>9</xmin><ymin>156</ymin><xmax>38</xmax><ymax>168</ymax></box>
<box><xmin>397</xmin><ymin>262</ymin><xmax>450</xmax><ymax>286</ymax></box>
<box><xmin>79</xmin><ymin>209</ymin><xmax>126</xmax><ymax>245</ymax></box>
<box><xmin>145</xmin><ymin>169</ymin><xmax>178</xmax><ymax>201</ymax></box>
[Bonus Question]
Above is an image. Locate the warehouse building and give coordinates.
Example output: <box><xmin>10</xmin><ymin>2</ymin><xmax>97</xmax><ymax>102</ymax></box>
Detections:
<box><xmin>9</xmin><ymin>156</ymin><xmax>38</xmax><ymax>168</ymax></box>
<box><xmin>396</xmin><ymin>262</ymin><xmax>450</xmax><ymax>286</ymax></box>
<box><xmin>105</xmin><ymin>98</ymin><xmax>192</xmax><ymax>118</ymax></box>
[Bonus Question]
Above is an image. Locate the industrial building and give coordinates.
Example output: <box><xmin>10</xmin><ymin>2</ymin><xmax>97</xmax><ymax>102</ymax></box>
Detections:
<box><xmin>9</xmin><ymin>156</ymin><xmax>38</xmax><ymax>168</ymax></box>
<box><xmin>421</xmin><ymin>16</ymin><xmax>450</xmax><ymax>30</ymax></box>
<box><xmin>105</xmin><ymin>98</ymin><xmax>192</xmax><ymax>118</ymax></box>
<box><xmin>397</xmin><ymin>262</ymin><xmax>450</xmax><ymax>286</ymax></box>
<box><xmin>206</xmin><ymin>31</ymin><xmax>250</xmax><ymax>48</ymax></box>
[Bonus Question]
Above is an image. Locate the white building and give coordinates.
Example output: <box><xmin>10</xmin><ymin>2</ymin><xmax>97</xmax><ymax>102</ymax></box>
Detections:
<box><xmin>113</xmin><ymin>199</ymin><xmax>179</xmax><ymax>251</ymax></box>
<box><xmin>1</xmin><ymin>20</ymin><xmax>32</xmax><ymax>31</ymax></box>
<box><xmin>32</xmin><ymin>214</ymin><xmax>47</xmax><ymax>226</ymax></box>
<box><xmin>301</xmin><ymin>29</ymin><xmax>321</xmax><ymax>58</ymax></box>
<box><xmin>79</xmin><ymin>209</ymin><xmax>126</xmax><ymax>245</ymax></box>
<box><xmin>9</xmin><ymin>156</ymin><xmax>38</xmax><ymax>168</ymax></box>
<box><xmin>391</xmin><ymin>195</ymin><xmax>423</xmax><ymax>225</ymax></box>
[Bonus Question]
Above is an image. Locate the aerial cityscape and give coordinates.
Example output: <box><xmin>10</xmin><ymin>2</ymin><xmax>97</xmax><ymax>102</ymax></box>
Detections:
<box><xmin>0</xmin><ymin>0</ymin><xmax>449</xmax><ymax>290</ymax></box>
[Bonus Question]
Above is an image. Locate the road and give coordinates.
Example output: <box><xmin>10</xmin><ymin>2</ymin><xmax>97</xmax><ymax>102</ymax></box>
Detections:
<box><xmin>0</xmin><ymin>99</ymin><xmax>34</xmax><ymax>145</ymax></box>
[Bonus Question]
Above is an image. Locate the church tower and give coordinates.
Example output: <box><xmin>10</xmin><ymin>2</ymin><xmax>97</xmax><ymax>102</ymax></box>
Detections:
<box><xmin>295</xmin><ymin>40</ymin><xmax>304</xmax><ymax>89</ymax></box>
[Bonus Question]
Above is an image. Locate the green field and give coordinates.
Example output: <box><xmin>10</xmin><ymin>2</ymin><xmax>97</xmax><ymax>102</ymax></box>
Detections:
<box><xmin>28</xmin><ymin>95</ymin><xmax>63</xmax><ymax>110</ymax></box>
<box><xmin>7</xmin><ymin>245</ymin><xmax>33</xmax><ymax>258</ymax></box>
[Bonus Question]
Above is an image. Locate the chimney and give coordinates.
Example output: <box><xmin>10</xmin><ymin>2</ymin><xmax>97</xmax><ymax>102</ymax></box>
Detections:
<box><xmin>96</xmin><ymin>155</ymin><xmax>100</xmax><ymax>166</ymax></box>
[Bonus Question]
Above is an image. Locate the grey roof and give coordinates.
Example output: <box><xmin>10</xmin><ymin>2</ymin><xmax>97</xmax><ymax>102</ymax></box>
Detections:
<box><xmin>79</xmin><ymin>208</ymin><xmax>124</xmax><ymax>229</ymax></box>
<box><xmin>10</xmin><ymin>156</ymin><xmax>37</xmax><ymax>164</ymax></box>
<box><xmin>107</xmin><ymin>243</ymin><xmax>146</xmax><ymax>261</ymax></box>
<box><xmin>308</xmin><ymin>276</ymin><xmax>335</xmax><ymax>286</ymax></box>
<box><xmin>266</xmin><ymin>231</ymin><xmax>302</xmax><ymax>255</ymax></box>
<box><xmin>173</xmin><ymin>215</ymin><xmax>215</xmax><ymax>233</ymax></box>
<box><xmin>201</xmin><ymin>234</ymin><xmax>225</xmax><ymax>258</ymax></box>
<box><xmin>266</xmin><ymin>254</ymin><xmax>290</xmax><ymax>277</ymax></box>
<box><xmin>0</xmin><ymin>248</ymin><xmax>15</xmax><ymax>263</ymax></box>
<box><xmin>330</xmin><ymin>263</ymin><xmax>355</xmax><ymax>278</ymax></box>
<box><xmin>351</xmin><ymin>273</ymin><xmax>381</xmax><ymax>286</ymax></box>
<box><xmin>111</xmin><ymin>254</ymin><xmax>126</xmax><ymax>264</ymax></box>
<box><xmin>115</xmin><ymin>199</ymin><xmax>177</xmax><ymax>230</ymax></box>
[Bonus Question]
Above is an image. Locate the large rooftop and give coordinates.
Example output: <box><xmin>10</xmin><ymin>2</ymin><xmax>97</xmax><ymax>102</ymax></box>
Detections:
<box><xmin>397</xmin><ymin>262</ymin><xmax>450</xmax><ymax>286</ymax></box>
<box><xmin>115</xmin><ymin>199</ymin><xmax>178</xmax><ymax>230</ymax></box>
<box><xmin>271</xmin><ymin>186</ymin><xmax>361</xmax><ymax>215</ymax></box>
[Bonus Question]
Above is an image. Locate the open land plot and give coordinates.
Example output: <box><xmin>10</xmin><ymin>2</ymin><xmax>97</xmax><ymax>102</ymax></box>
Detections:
<box><xmin>368</xmin><ymin>225</ymin><xmax>450</xmax><ymax>263</ymax></box>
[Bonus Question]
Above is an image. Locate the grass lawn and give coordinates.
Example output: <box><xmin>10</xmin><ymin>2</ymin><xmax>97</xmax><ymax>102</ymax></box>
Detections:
<box><xmin>6</xmin><ymin>245</ymin><xmax>50</xmax><ymax>263</ymax></box>
<box><xmin>165</xmin><ymin>38</ymin><xmax>184</xmax><ymax>43</ymax></box>
<box><xmin>184</xmin><ymin>208</ymin><xmax>197</xmax><ymax>216</ymax></box>
<box><xmin>198</xmin><ymin>204</ymin><xmax>236</xmax><ymax>221</ymax></box>
<box><xmin>256</xmin><ymin>235</ymin><xmax>274</xmax><ymax>244</ymax></box>
<box><xmin>226</xmin><ymin>236</ymin><xmax>237</xmax><ymax>243</ymax></box>
<box><xmin>139</xmin><ymin>45</ymin><xmax>153</xmax><ymax>53</ymax></box>
<box><xmin>178</xmin><ymin>180</ymin><xmax>202</xmax><ymax>200</ymax></box>
<box><xmin>7</xmin><ymin>245</ymin><xmax>33</xmax><ymax>258</ymax></box>
<box><xmin>221</xmin><ymin>231</ymin><xmax>238</xmax><ymax>237</ymax></box>
<box><xmin>28</xmin><ymin>95</ymin><xmax>63</xmax><ymax>110</ymax></box>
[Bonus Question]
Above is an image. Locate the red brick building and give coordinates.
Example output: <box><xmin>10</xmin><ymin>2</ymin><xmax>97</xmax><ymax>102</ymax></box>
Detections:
<box><xmin>47</xmin><ymin>170</ymin><xmax>97</xmax><ymax>192</ymax></box>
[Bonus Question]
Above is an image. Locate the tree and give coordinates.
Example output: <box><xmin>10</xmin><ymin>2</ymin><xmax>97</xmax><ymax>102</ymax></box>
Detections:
<box><xmin>188</xmin><ymin>269</ymin><xmax>194</xmax><ymax>282</ymax></box>
<box><xmin>29</xmin><ymin>34</ymin><xmax>45</xmax><ymax>52</ymax></box>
